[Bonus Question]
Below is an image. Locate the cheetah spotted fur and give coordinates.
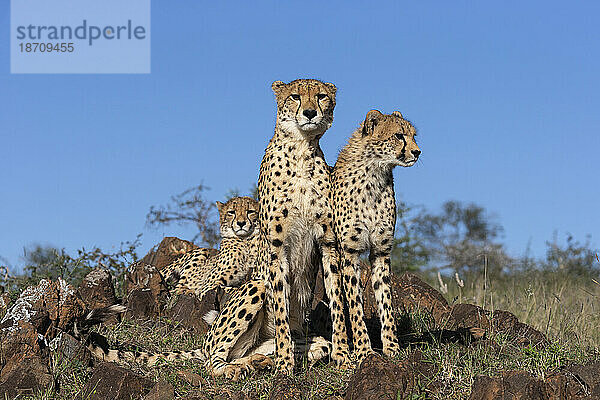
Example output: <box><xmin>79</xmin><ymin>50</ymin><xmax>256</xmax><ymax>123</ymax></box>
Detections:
<box><xmin>332</xmin><ymin>109</ymin><xmax>420</xmax><ymax>360</ymax></box>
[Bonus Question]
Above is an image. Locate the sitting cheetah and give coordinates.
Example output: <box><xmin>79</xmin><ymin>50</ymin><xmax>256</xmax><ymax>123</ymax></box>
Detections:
<box><xmin>158</xmin><ymin>79</ymin><xmax>350</xmax><ymax>375</ymax></box>
<box><xmin>87</xmin><ymin>279</ymin><xmax>273</xmax><ymax>379</ymax></box>
<box><xmin>87</xmin><ymin>278</ymin><xmax>330</xmax><ymax>380</ymax></box>
<box><xmin>252</xmin><ymin>79</ymin><xmax>349</xmax><ymax>373</ymax></box>
<box><xmin>332</xmin><ymin>110</ymin><xmax>420</xmax><ymax>360</ymax></box>
<box><xmin>160</xmin><ymin>196</ymin><xmax>260</xmax><ymax>299</ymax></box>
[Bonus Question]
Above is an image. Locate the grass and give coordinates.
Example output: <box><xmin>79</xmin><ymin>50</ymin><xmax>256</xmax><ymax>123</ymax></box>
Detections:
<box><xmin>432</xmin><ymin>269</ymin><xmax>600</xmax><ymax>349</ymax></box>
<box><xmin>8</xmin><ymin>270</ymin><xmax>600</xmax><ymax>400</ymax></box>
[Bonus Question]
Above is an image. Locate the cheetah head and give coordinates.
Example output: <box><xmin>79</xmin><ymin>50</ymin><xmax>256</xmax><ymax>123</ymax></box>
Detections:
<box><xmin>361</xmin><ymin>110</ymin><xmax>421</xmax><ymax>167</ymax></box>
<box><xmin>271</xmin><ymin>79</ymin><xmax>337</xmax><ymax>139</ymax></box>
<box><xmin>216</xmin><ymin>196</ymin><xmax>259</xmax><ymax>239</ymax></box>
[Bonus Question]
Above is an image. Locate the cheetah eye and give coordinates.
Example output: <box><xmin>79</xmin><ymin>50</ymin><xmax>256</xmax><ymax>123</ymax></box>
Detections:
<box><xmin>227</xmin><ymin>210</ymin><xmax>236</xmax><ymax>215</ymax></box>
<box><xmin>290</xmin><ymin>94</ymin><xmax>301</xmax><ymax>101</ymax></box>
<box><xmin>395</xmin><ymin>133</ymin><xmax>405</xmax><ymax>140</ymax></box>
<box><xmin>247</xmin><ymin>210</ymin><xmax>256</xmax><ymax>215</ymax></box>
<box><xmin>317</xmin><ymin>94</ymin><xmax>327</xmax><ymax>100</ymax></box>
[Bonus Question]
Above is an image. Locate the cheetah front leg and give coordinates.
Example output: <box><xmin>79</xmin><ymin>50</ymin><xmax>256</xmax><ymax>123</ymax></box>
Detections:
<box><xmin>370</xmin><ymin>253</ymin><xmax>399</xmax><ymax>357</ymax></box>
<box><xmin>320</xmin><ymin>243</ymin><xmax>350</xmax><ymax>367</ymax></box>
<box><xmin>267</xmin><ymin>241</ymin><xmax>295</xmax><ymax>374</ymax></box>
<box><xmin>341</xmin><ymin>250</ymin><xmax>374</xmax><ymax>361</ymax></box>
<box><xmin>203</xmin><ymin>280</ymin><xmax>266</xmax><ymax>377</ymax></box>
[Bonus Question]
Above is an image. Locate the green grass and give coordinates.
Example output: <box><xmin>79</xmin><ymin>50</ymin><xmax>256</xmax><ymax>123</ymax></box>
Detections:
<box><xmin>11</xmin><ymin>270</ymin><xmax>600</xmax><ymax>400</ymax></box>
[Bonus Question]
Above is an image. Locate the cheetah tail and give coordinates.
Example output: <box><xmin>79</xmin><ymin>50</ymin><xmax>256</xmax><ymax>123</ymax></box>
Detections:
<box><xmin>202</xmin><ymin>310</ymin><xmax>219</xmax><ymax>326</ymax></box>
<box><xmin>86</xmin><ymin>334</ymin><xmax>206</xmax><ymax>367</ymax></box>
<box><xmin>75</xmin><ymin>304</ymin><xmax>208</xmax><ymax>367</ymax></box>
<box><xmin>72</xmin><ymin>304</ymin><xmax>127</xmax><ymax>338</ymax></box>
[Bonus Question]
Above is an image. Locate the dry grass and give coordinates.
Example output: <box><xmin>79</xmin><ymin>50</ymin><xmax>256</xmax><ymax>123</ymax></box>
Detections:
<box><xmin>433</xmin><ymin>269</ymin><xmax>600</xmax><ymax>350</ymax></box>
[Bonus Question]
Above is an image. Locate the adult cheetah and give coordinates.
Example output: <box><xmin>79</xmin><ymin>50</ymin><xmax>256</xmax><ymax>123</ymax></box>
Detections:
<box><xmin>160</xmin><ymin>196</ymin><xmax>260</xmax><ymax>299</ymax></box>
<box><xmin>254</xmin><ymin>79</ymin><xmax>350</xmax><ymax>373</ymax></box>
<box><xmin>332</xmin><ymin>110</ymin><xmax>420</xmax><ymax>360</ymax></box>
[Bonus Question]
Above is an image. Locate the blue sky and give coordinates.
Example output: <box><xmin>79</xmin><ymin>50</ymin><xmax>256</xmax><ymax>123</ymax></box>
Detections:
<box><xmin>1</xmin><ymin>1</ymin><xmax>599</xmax><ymax>271</ymax></box>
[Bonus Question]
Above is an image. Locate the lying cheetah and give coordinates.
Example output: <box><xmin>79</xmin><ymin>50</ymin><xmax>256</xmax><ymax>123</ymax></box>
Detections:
<box><xmin>253</xmin><ymin>79</ymin><xmax>349</xmax><ymax>373</ymax></box>
<box><xmin>332</xmin><ymin>110</ymin><xmax>420</xmax><ymax>360</ymax></box>
<box><xmin>160</xmin><ymin>196</ymin><xmax>260</xmax><ymax>299</ymax></box>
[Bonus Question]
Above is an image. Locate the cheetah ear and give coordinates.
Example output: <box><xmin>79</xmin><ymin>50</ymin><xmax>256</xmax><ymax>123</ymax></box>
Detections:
<box><xmin>215</xmin><ymin>201</ymin><xmax>224</xmax><ymax>213</ymax></box>
<box><xmin>362</xmin><ymin>110</ymin><xmax>383</xmax><ymax>137</ymax></box>
<box><xmin>392</xmin><ymin>111</ymin><xmax>404</xmax><ymax>119</ymax></box>
<box><xmin>271</xmin><ymin>81</ymin><xmax>287</xmax><ymax>97</ymax></box>
<box><xmin>323</xmin><ymin>82</ymin><xmax>337</xmax><ymax>96</ymax></box>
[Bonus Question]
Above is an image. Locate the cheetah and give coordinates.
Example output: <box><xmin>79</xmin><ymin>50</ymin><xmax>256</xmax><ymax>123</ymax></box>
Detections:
<box><xmin>160</xmin><ymin>196</ymin><xmax>260</xmax><ymax>299</ymax></box>
<box><xmin>332</xmin><ymin>110</ymin><xmax>420</xmax><ymax>360</ymax></box>
<box><xmin>252</xmin><ymin>79</ymin><xmax>350</xmax><ymax>374</ymax></box>
<box><xmin>86</xmin><ymin>279</ymin><xmax>275</xmax><ymax>379</ymax></box>
<box><xmin>84</xmin><ymin>197</ymin><xmax>275</xmax><ymax>379</ymax></box>
<box><xmin>87</xmin><ymin>278</ymin><xmax>330</xmax><ymax>380</ymax></box>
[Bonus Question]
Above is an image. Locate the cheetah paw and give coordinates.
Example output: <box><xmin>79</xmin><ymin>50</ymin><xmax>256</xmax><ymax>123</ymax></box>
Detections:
<box><xmin>222</xmin><ymin>363</ymin><xmax>254</xmax><ymax>381</ymax></box>
<box><xmin>249</xmin><ymin>354</ymin><xmax>274</xmax><ymax>371</ymax></box>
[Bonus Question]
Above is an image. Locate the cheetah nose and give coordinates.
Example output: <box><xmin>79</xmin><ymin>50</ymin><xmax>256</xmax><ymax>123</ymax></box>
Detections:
<box><xmin>303</xmin><ymin>109</ymin><xmax>317</xmax><ymax>120</ymax></box>
<box><xmin>411</xmin><ymin>150</ymin><xmax>421</xmax><ymax>158</ymax></box>
<box><xmin>237</xmin><ymin>221</ymin><xmax>246</xmax><ymax>228</ymax></box>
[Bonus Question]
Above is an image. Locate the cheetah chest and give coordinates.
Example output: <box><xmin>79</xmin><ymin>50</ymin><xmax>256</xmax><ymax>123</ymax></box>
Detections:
<box><xmin>284</xmin><ymin>144</ymin><xmax>330</xmax><ymax>235</ymax></box>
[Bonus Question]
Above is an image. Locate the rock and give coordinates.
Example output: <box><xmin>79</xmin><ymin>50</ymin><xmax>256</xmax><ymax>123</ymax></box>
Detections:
<box><xmin>78</xmin><ymin>268</ymin><xmax>117</xmax><ymax>310</ymax></box>
<box><xmin>469</xmin><ymin>371</ymin><xmax>552</xmax><ymax>400</ymax></box>
<box><xmin>138</xmin><ymin>237</ymin><xmax>201</xmax><ymax>272</ymax></box>
<box><xmin>0</xmin><ymin>355</ymin><xmax>53</xmax><ymax>398</ymax></box>
<box><xmin>77</xmin><ymin>362</ymin><xmax>154</xmax><ymax>400</ymax></box>
<box><xmin>561</xmin><ymin>363</ymin><xmax>600</xmax><ymax>397</ymax></box>
<box><xmin>469</xmin><ymin>365</ymin><xmax>600</xmax><ymax>400</ymax></box>
<box><xmin>143</xmin><ymin>380</ymin><xmax>175</xmax><ymax>400</ymax></box>
<box><xmin>491</xmin><ymin>310</ymin><xmax>547</xmax><ymax>347</ymax></box>
<box><xmin>126</xmin><ymin>289</ymin><xmax>161</xmax><ymax>320</ymax></box>
<box><xmin>451</xmin><ymin>304</ymin><xmax>547</xmax><ymax>348</ymax></box>
<box><xmin>124</xmin><ymin>263</ymin><xmax>169</xmax><ymax>319</ymax></box>
<box><xmin>451</xmin><ymin>303</ymin><xmax>491</xmax><ymax>330</ymax></box>
<box><xmin>167</xmin><ymin>290</ymin><xmax>219</xmax><ymax>336</ymax></box>
<box><xmin>344</xmin><ymin>352</ymin><xmax>437</xmax><ymax>400</ymax></box>
<box><xmin>345</xmin><ymin>353</ymin><xmax>407</xmax><ymax>399</ymax></box>
<box><xmin>0</xmin><ymin>319</ymin><xmax>41</xmax><ymax>369</ymax></box>
<box><xmin>48</xmin><ymin>331</ymin><xmax>92</xmax><ymax>366</ymax></box>
<box><xmin>176</xmin><ymin>369</ymin><xmax>205</xmax><ymax>387</ymax></box>
<box><xmin>1</xmin><ymin>278</ymin><xmax>85</xmax><ymax>338</ymax></box>
<box><xmin>0</xmin><ymin>278</ymin><xmax>86</xmax><ymax>370</ymax></box>
<box><xmin>269</xmin><ymin>374</ymin><xmax>305</xmax><ymax>400</ymax></box>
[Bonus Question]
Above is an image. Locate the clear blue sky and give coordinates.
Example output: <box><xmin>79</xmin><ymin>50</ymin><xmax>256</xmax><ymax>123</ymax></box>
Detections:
<box><xmin>1</xmin><ymin>1</ymin><xmax>599</xmax><ymax>271</ymax></box>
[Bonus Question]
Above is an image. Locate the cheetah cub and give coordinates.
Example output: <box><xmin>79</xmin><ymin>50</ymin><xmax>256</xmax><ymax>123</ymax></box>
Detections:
<box><xmin>332</xmin><ymin>110</ymin><xmax>420</xmax><ymax>360</ymax></box>
<box><xmin>161</xmin><ymin>196</ymin><xmax>260</xmax><ymax>299</ymax></box>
